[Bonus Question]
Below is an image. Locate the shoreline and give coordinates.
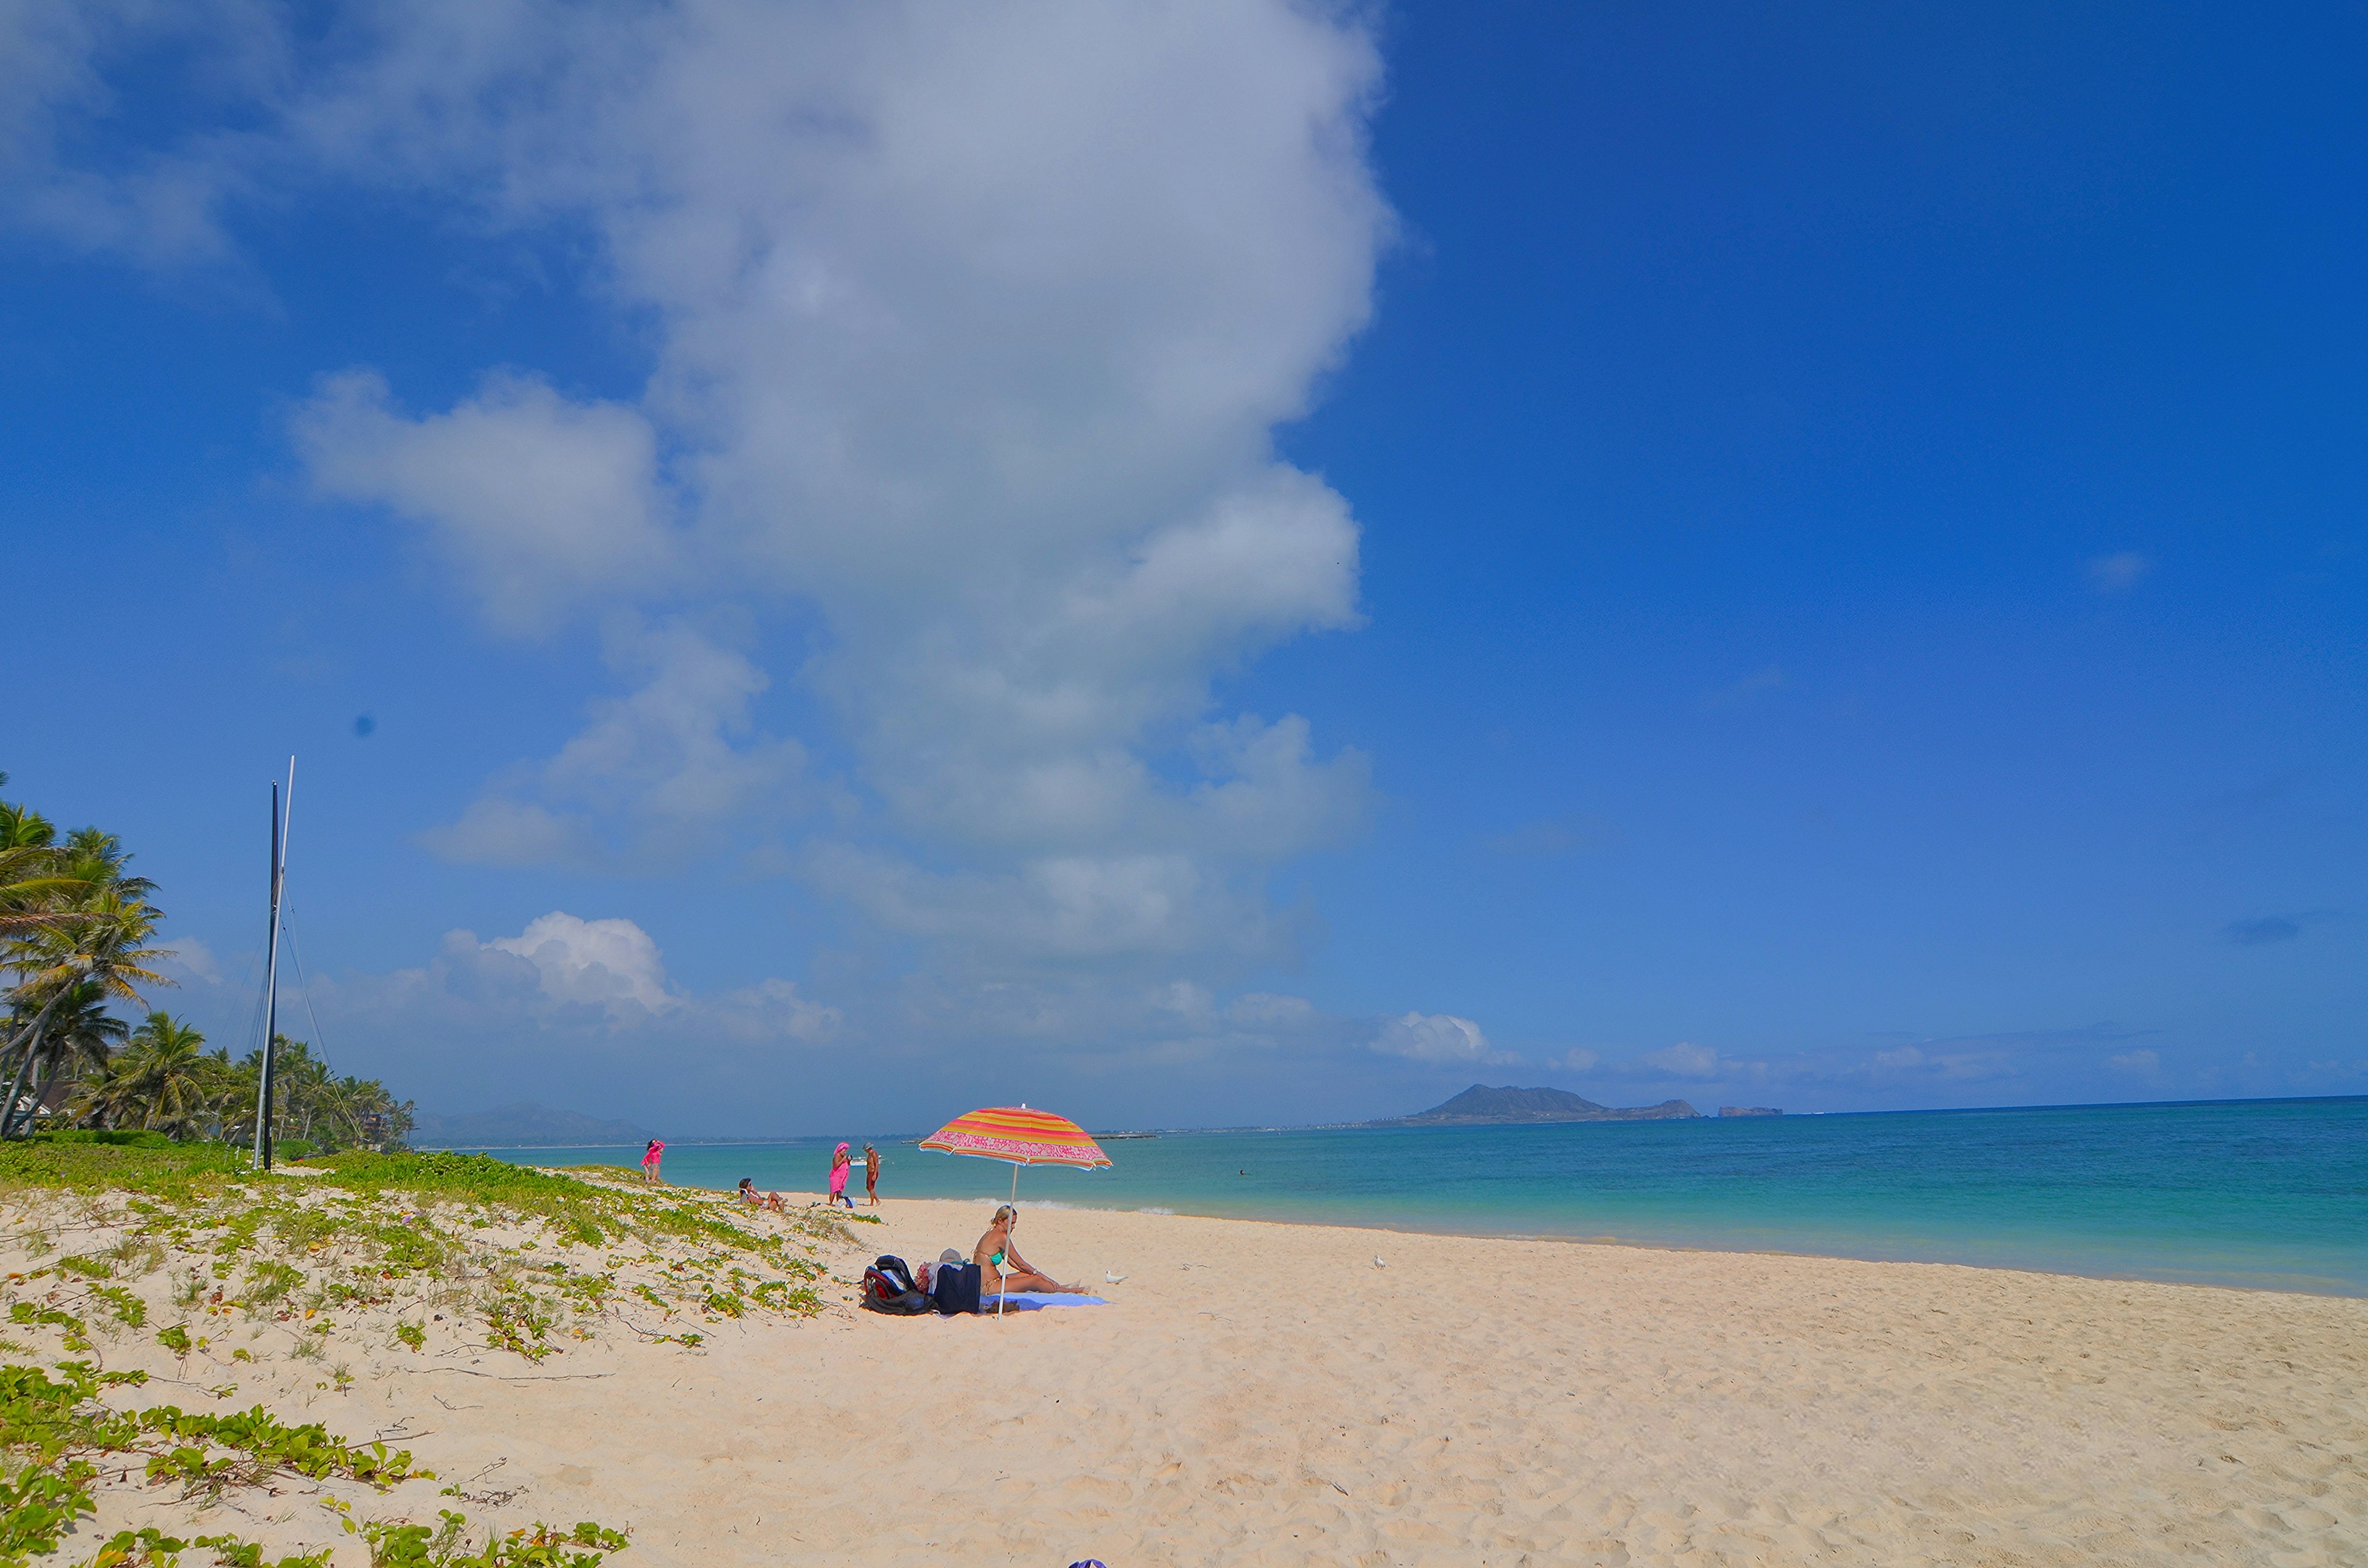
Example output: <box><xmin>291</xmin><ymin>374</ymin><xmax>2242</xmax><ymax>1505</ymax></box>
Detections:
<box><xmin>553</xmin><ymin>1170</ymin><xmax>2368</xmax><ymax>1302</ymax></box>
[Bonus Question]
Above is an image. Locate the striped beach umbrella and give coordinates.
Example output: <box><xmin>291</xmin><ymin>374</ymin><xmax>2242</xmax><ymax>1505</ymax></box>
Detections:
<box><xmin>920</xmin><ymin>1104</ymin><xmax>1112</xmax><ymax>1187</ymax></box>
<box><xmin>921</xmin><ymin>1105</ymin><xmax>1111</xmax><ymax>1316</ymax></box>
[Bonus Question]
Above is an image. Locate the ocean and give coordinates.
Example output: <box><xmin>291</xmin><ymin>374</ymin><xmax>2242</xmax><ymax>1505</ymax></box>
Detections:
<box><xmin>474</xmin><ymin>1095</ymin><xmax>2368</xmax><ymax>1296</ymax></box>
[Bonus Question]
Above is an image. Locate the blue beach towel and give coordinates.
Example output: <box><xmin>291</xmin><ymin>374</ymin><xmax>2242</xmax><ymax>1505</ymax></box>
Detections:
<box><xmin>980</xmin><ymin>1292</ymin><xmax>1109</xmax><ymax>1311</ymax></box>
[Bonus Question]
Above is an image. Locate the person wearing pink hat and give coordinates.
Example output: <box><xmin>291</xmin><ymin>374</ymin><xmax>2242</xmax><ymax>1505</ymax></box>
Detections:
<box><xmin>826</xmin><ymin>1141</ymin><xmax>855</xmax><ymax>1208</ymax></box>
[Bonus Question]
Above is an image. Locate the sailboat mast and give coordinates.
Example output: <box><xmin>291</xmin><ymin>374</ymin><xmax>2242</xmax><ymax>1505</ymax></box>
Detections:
<box><xmin>252</xmin><ymin>758</ymin><xmax>292</xmax><ymax>1171</ymax></box>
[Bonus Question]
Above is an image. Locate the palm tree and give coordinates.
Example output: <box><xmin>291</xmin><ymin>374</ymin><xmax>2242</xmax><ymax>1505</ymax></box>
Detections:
<box><xmin>0</xmin><ymin>800</ymin><xmax>81</xmax><ymax>938</ymax></box>
<box><xmin>55</xmin><ymin>828</ymin><xmax>157</xmax><ymax>903</ymax></box>
<box><xmin>19</xmin><ymin>981</ymin><xmax>127</xmax><ymax>1125</ymax></box>
<box><xmin>78</xmin><ymin>1012</ymin><xmax>210</xmax><ymax>1135</ymax></box>
<box><xmin>0</xmin><ymin>889</ymin><xmax>172</xmax><ymax>1138</ymax></box>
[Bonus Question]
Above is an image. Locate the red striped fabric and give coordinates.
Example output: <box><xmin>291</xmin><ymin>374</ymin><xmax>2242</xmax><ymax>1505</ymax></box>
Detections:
<box><xmin>919</xmin><ymin>1105</ymin><xmax>1112</xmax><ymax>1168</ymax></box>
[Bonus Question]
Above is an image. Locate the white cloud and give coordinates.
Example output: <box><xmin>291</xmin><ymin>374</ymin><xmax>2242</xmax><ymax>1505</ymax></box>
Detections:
<box><xmin>1559</xmin><ymin>1048</ymin><xmax>1600</xmax><ymax>1072</ymax></box>
<box><xmin>419</xmin><ymin>618</ymin><xmax>807</xmax><ymax>870</ymax></box>
<box><xmin>807</xmin><ymin>843</ymin><xmax>1310</xmax><ymax>968</ymax></box>
<box><xmin>1371</xmin><ymin>1012</ymin><xmax>1509</xmax><ymax>1065</ymax></box>
<box><xmin>2108</xmin><ymin>1048</ymin><xmax>2161</xmax><ymax>1077</ymax></box>
<box><xmin>356</xmin><ymin>911</ymin><xmax>837</xmax><ymax>1045</ymax></box>
<box><xmin>485</xmin><ymin>912</ymin><xmax>677</xmax><ymax>1019</ymax></box>
<box><xmin>160</xmin><ymin>935</ymin><xmax>223</xmax><ymax>987</ymax></box>
<box><xmin>0</xmin><ymin>0</ymin><xmax>279</xmax><ymax>269</ymax></box>
<box><xmin>267</xmin><ymin>0</ymin><xmax>1389</xmax><ymax>965</ymax></box>
<box><xmin>1640</xmin><ymin>1040</ymin><xmax>1720</xmax><ymax>1077</ymax></box>
<box><xmin>293</xmin><ymin>369</ymin><xmax>678</xmax><ymax>638</ymax></box>
<box><xmin>19</xmin><ymin>1</ymin><xmax>1396</xmax><ymax>1038</ymax></box>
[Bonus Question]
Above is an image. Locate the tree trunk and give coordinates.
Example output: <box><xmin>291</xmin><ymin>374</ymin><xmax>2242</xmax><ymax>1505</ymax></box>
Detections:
<box><xmin>0</xmin><ymin>1033</ymin><xmax>48</xmax><ymax>1139</ymax></box>
<box><xmin>0</xmin><ymin>987</ymin><xmax>72</xmax><ymax>1137</ymax></box>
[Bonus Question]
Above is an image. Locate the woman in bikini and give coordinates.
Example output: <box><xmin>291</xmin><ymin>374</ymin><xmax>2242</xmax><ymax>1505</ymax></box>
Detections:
<box><xmin>972</xmin><ymin>1205</ymin><xmax>1085</xmax><ymax>1295</ymax></box>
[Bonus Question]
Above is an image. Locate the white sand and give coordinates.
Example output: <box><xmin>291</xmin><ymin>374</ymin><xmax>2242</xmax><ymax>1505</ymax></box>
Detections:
<box><xmin>20</xmin><ymin>1191</ymin><xmax>2368</xmax><ymax>1566</ymax></box>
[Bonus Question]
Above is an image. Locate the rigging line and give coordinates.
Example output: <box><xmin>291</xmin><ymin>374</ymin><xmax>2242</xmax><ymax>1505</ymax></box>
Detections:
<box><xmin>226</xmin><ymin>935</ymin><xmax>268</xmax><ymax>1058</ymax></box>
<box><xmin>242</xmin><ymin>948</ymin><xmax>271</xmax><ymax>1059</ymax></box>
<box><xmin>279</xmin><ymin>901</ymin><xmax>332</xmax><ymax>1060</ymax></box>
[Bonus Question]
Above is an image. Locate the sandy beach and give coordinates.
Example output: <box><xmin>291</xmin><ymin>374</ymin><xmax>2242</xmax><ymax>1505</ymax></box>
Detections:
<box><xmin>10</xmin><ymin>1175</ymin><xmax>2362</xmax><ymax>1568</ymax></box>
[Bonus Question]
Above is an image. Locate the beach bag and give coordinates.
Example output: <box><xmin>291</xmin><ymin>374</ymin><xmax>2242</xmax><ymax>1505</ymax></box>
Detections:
<box><xmin>932</xmin><ymin>1260</ymin><xmax>982</xmax><ymax>1316</ymax></box>
<box><xmin>861</xmin><ymin>1255</ymin><xmax>932</xmax><ymax>1315</ymax></box>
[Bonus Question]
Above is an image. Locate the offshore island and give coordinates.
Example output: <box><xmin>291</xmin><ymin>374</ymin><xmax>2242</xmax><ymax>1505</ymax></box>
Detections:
<box><xmin>1377</xmin><ymin>1083</ymin><xmax>1703</xmax><ymax>1125</ymax></box>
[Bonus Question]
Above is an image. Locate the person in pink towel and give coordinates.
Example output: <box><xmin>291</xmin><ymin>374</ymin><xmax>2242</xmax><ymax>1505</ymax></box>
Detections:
<box><xmin>826</xmin><ymin>1141</ymin><xmax>855</xmax><ymax>1208</ymax></box>
<box><xmin>639</xmin><ymin>1138</ymin><xmax>664</xmax><ymax>1184</ymax></box>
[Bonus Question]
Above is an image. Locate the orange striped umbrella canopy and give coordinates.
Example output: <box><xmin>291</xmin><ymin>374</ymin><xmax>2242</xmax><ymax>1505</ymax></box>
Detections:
<box><xmin>919</xmin><ymin>1104</ymin><xmax>1112</xmax><ymax>1169</ymax></box>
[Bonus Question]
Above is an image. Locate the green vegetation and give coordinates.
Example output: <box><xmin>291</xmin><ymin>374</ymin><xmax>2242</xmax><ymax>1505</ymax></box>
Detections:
<box><xmin>1</xmin><ymin>777</ymin><xmax>411</xmax><ymax>1152</ymax></box>
<box><xmin>2</xmin><ymin>1143</ymin><xmax>844</xmax><ymax>1376</ymax></box>
<box><xmin>84</xmin><ymin>1527</ymin><xmax>332</xmax><ymax>1568</ymax></box>
<box><xmin>363</xmin><ymin>1514</ymin><xmax>628</xmax><ymax>1568</ymax></box>
<box><xmin>0</xmin><ymin>1358</ymin><xmax>627</xmax><ymax>1568</ymax></box>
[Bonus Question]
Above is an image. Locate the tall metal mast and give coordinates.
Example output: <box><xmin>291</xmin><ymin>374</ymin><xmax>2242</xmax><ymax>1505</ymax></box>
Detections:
<box><xmin>253</xmin><ymin>758</ymin><xmax>293</xmax><ymax>1171</ymax></box>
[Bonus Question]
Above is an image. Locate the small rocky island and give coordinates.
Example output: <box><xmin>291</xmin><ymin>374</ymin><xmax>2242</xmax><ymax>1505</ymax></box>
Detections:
<box><xmin>1382</xmin><ymin>1084</ymin><xmax>1701</xmax><ymax>1126</ymax></box>
<box><xmin>1719</xmin><ymin>1106</ymin><xmax>1783</xmax><ymax>1117</ymax></box>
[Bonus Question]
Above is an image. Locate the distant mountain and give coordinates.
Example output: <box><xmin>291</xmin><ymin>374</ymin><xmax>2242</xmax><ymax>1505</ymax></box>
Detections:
<box><xmin>1386</xmin><ymin>1084</ymin><xmax>1701</xmax><ymax>1125</ymax></box>
<box><xmin>409</xmin><ymin>1103</ymin><xmax>657</xmax><ymax>1149</ymax></box>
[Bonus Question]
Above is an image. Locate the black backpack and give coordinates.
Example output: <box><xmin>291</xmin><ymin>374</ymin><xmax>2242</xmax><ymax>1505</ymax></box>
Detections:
<box><xmin>932</xmin><ymin>1260</ymin><xmax>982</xmax><ymax>1316</ymax></box>
<box><xmin>861</xmin><ymin>1254</ymin><xmax>932</xmax><ymax>1315</ymax></box>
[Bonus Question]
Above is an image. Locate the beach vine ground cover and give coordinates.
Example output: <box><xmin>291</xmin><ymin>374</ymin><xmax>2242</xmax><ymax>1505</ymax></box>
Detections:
<box><xmin>0</xmin><ymin>1141</ymin><xmax>870</xmax><ymax>1566</ymax></box>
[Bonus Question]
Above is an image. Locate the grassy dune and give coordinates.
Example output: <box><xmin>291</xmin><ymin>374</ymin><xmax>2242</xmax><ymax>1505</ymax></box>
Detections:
<box><xmin>0</xmin><ymin>1141</ymin><xmax>873</xmax><ymax>1567</ymax></box>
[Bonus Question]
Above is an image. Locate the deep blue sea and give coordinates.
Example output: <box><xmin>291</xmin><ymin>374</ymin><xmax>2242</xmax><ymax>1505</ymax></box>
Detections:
<box><xmin>471</xmin><ymin>1096</ymin><xmax>2368</xmax><ymax>1296</ymax></box>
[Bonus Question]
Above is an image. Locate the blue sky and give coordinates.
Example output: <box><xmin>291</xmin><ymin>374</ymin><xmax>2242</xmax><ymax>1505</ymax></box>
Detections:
<box><xmin>3</xmin><ymin>0</ymin><xmax>2361</xmax><ymax>1134</ymax></box>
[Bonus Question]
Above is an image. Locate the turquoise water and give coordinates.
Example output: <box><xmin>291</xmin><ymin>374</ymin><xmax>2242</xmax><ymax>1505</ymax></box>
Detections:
<box><xmin>472</xmin><ymin>1096</ymin><xmax>2368</xmax><ymax>1296</ymax></box>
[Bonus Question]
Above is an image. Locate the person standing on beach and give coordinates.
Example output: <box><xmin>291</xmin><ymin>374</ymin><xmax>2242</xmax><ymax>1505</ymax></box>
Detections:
<box><xmin>863</xmin><ymin>1144</ymin><xmax>881</xmax><ymax>1206</ymax></box>
<box><xmin>641</xmin><ymin>1138</ymin><xmax>664</xmax><ymax>1184</ymax></box>
<box><xmin>827</xmin><ymin>1142</ymin><xmax>854</xmax><ymax>1208</ymax></box>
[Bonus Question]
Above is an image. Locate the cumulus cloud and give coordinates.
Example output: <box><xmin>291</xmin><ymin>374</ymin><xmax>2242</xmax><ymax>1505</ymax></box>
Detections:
<box><xmin>0</xmin><ymin>0</ymin><xmax>279</xmax><ymax>269</ymax></box>
<box><xmin>1371</xmin><ymin>1012</ymin><xmax>1509</xmax><ymax>1065</ymax></box>
<box><xmin>2108</xmin><ymin>1048</ymin><xmax>2161</xmax><ymax>1077</ymax></box>
<box><xmin>365</xmin><ymin>911</ymin><xmax>837</xmax><ymax>1043</ymax></box>
<box><xmin>484</xmin><ymin>912</ymin><xmax>676</xmax><ymax>1018</ymax></box>
<box><xmin>18</xmin><ymin>0</ymin><xmax>1404</xmax><ymax>1078</ymax></box>
<box><xmin>293</xmin><ymin>370</ymin><xmax>678</xmax><ymax>638</ymax></box>
<box><xmin>268</xmin><ymin>0</ymin><xmax>1385</xmax><ymax>967</ymax></box>
<box><xmin>419</xmin><ymin>618</ymin><xmax>808</xmax><ymax>870</ymax></box>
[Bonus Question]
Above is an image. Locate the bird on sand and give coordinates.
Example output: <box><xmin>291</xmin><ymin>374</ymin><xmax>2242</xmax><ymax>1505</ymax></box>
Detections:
<box><xmin>1373</xmin><ymin>1256</ymin><xmax>1388</xmax><ymax>1269</ymax></box>
<box><xmin>1105</xmin><ymin>1270</ymin><xmax>1127</xmax><ymax>1284</ymax></box>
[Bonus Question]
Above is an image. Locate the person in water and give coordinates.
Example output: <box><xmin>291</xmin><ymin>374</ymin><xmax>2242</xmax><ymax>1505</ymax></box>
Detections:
<box><xmin>826</xmin><ymin>1143</ymin><xmax>855</xmax><ymax>1209</ymax></box>
<box><xmin>639</xmin><ymin>1138</ymin><xmax>664</xmax><ymax>1184</ymax></box>
<box><xmin>736</xmin><ymin>1178</ymin><xmax>784</xmax><ymax>1212</ymax></box>
<box><xmin>972</xmin><ymin>1204</ymin><xmax>1084</xmax><ymax>1295</ymax></box>
<box><xmin>863</xmin><ymin>1144</ymin><xmax>881</xmax><ymax>1206</ymax></box>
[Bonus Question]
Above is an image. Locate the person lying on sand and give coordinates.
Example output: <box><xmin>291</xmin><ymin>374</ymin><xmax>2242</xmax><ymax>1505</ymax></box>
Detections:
<box><xmin>736</xmin><ymin>1178</ymin><xmax>785</xmax><ymax>1212</ymax></box>
<box><xmin>972</xmin><ymin>1204</ymin><xmax>1085</xmax><ymax>1295</ymax></box>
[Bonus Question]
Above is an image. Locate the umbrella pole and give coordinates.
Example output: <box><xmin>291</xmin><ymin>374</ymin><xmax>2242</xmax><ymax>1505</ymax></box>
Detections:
<box><xmin>1000</xmin><ymin>1164</ymin><xmax>1018</xmax><ymax>1317</ymax></box>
